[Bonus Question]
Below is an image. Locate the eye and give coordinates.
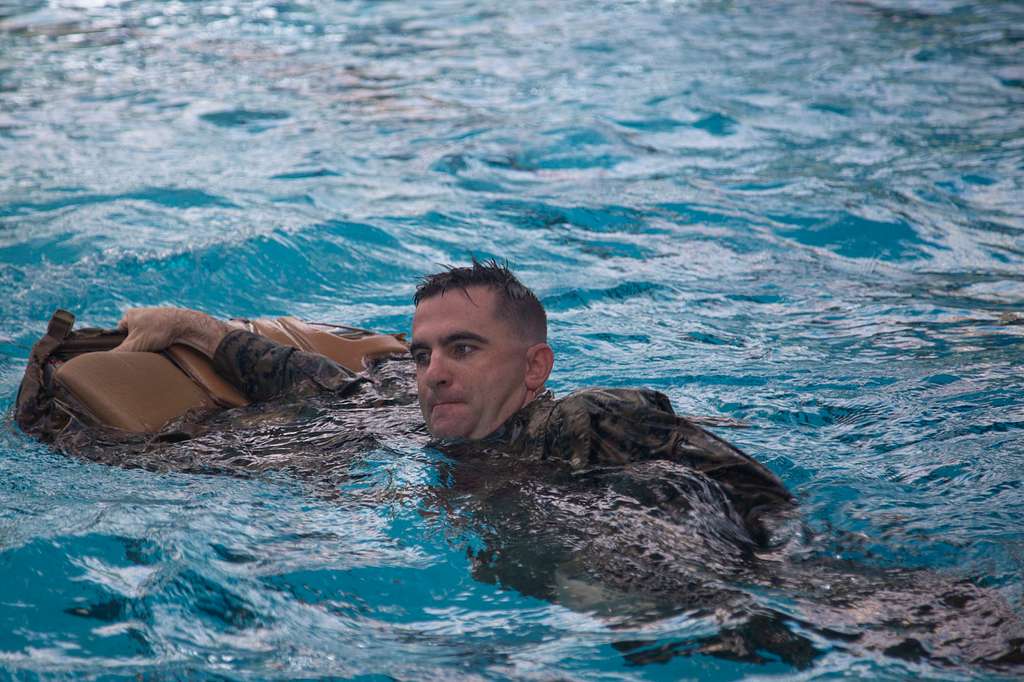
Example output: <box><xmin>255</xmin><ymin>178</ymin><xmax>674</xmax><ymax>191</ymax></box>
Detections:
<box><xmin>452</xmin><ymin>343</ymin><xmax>476</xmax><ymax>358</ymax></box>
<box><xmin>412</xmin><ymin>350</ymin><xmax>430</xmax><ymax>367</ymax></box>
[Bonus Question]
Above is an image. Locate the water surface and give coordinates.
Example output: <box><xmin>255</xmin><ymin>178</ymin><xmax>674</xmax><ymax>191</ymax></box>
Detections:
<box><xmin>2</xmin><ymin>0</ymin><xmax>1024</xmax><ymax>679</ymax></box>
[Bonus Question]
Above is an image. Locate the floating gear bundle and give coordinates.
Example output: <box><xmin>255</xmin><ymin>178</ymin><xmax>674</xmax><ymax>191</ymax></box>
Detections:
<box><xmin>15</xmin><ymin>309</ymin><xmax>408</xmax><ymax>440</ymax></box>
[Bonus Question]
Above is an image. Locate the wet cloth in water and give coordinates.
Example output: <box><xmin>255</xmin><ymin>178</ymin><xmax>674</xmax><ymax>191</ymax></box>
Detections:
<box><xmin>213</xmin><ymin>329</ymin><xmax>795</xmax><ymax>545</ymax></box>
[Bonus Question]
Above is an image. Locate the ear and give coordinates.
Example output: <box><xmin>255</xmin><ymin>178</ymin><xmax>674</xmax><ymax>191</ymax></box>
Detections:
<box><xmin>524</xmin><ymin>343</ymin><xmax>554</xmax><ymax>393</ymax></box>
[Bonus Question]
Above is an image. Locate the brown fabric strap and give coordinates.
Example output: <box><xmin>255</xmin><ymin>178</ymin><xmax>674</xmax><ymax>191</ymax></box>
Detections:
<box><xmin>15</xmin><ymin>309</ymin><xmax>76</xmax><ymax>437</ymax></box>
<box><xmin>52</xmin><ymin>331</ymin><xmax>128</xmax><ymax>358</ymax></box>
<box><xmin>45</xmin><ymin>309</ymin><xmax>75</xmax><ymax>344</ymax></box>
<box><xmin>29</xmin><ymin>309</ymin><xmax>75</xmax><ymax>363</ymax></box>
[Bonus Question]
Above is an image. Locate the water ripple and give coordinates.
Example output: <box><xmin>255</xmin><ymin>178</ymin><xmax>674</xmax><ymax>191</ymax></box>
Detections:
<box><xmin>2</xmin><ymin>0</ymin><xmax>1024</xmax><ymax>678</ymax></box>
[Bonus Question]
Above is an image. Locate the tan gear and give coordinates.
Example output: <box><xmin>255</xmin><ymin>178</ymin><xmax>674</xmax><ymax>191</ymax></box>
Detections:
<box><xmin>16</xmin><ymin>310</ymin><xmax>408</xmax><ymax>436</ymax></box>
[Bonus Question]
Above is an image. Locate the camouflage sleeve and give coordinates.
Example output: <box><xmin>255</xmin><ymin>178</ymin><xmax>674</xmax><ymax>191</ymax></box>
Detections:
<box><xmin>542</xmin><ymin>388</ymin><xmax>795</xmax><ymax>543</ymax></box>
<box><xmin>212</xmin><ymin>330</ymin><xmax>365</xmax><ymax>401</ymax></box>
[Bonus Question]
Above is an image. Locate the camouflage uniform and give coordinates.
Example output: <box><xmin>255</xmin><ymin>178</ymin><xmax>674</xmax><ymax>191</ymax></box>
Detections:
<box><xmin>213</xmin><ymin>330</ymin><xmax>795</xmax><ymax>544</ymax></box>
<box><xmin>213</xmin><ymin>328</ymin><xmax>368</xmax><ymax>400</ymax></box>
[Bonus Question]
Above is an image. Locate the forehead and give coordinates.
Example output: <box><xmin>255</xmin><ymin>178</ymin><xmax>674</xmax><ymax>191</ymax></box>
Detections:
<box><xmin>412</xmin><ymin>286</ymin><xmax>503</xmax><ymax>333</ymax></box>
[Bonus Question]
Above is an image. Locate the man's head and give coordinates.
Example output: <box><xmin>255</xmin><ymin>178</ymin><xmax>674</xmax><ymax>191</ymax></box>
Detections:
<box><xmin>411</xmin><ymin>260</ymin><xmax>554</xmax><ymax>440</ymax></box>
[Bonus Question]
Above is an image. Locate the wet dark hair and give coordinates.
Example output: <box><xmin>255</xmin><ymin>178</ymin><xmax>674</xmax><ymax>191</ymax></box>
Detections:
<box><xmin>414</xmin><ymin>259</ymin><xmax>547</xmax><ymax>343</ymax></box>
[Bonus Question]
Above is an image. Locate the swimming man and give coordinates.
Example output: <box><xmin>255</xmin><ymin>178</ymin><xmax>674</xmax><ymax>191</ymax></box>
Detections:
<box><xmin>115</xmin><ymin>261</ymin><xmax>796</xmax><ymax>544</ymax></box>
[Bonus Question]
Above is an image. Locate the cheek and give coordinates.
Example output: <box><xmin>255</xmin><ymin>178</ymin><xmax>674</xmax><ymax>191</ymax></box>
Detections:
<box><xmin>482</xmin><ymin>360</ymin><xmax>524</xmax><ymax>399</ymax></box>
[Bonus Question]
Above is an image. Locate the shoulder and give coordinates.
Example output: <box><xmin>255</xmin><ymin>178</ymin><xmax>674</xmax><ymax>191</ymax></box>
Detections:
<box><xmin>555</xmin><ymin>387</ymin><xmax>676</xmax><ymax>416</ymax></box>
<box><xmin>541</xmin><ymin>388</ymin><xmax>681</xmax><ymax>468</ymax></box>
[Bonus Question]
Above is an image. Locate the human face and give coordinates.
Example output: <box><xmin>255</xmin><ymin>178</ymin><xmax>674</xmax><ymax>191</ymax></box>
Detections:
<box><xmin>411</xmin><ymin>286</ymin><xmax>544</xmax><ymax>440</ymax></box>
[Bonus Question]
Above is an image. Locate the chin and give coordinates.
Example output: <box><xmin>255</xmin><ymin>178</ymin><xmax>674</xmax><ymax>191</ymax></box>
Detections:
<box><xmin>427</xmin><ymin>419</ymin><xmax>472</xmax><ymax>440</ymax></box>
<box><xmin>426</xmin><ymin>403</ymin><xmax>476</xmax><ymax>439</ymax></box>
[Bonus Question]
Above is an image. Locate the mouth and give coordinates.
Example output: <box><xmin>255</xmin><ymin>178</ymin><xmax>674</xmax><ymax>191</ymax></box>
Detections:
<box><xmin>425</xmin><ymin>399</ymin><xmax>471</xmax><ymax>438</ymax></box>
<box><xmin>429</xmin><ymin>398</ymin><xmax>467</xmax><ymax>418</ymax></box>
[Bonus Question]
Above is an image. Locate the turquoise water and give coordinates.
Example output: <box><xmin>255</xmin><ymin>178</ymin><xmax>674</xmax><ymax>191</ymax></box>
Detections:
<box><xmin>2</xmin><ymin>0</ymin><xmax>1024</xmax><ymax>678</ymax></box>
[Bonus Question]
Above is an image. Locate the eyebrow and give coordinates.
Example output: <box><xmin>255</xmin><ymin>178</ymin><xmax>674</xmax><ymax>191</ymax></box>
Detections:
<box><xmin>409</xmin><ymin>331</ymin><xmax>489</xmax><ymax>354</ymax></box>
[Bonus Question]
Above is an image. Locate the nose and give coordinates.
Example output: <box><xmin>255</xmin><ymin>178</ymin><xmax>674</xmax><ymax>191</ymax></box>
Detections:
<box><xmin>422</xmin><ymin>352</ymin><xmax>452</xmax><ymax>389</ymax></box>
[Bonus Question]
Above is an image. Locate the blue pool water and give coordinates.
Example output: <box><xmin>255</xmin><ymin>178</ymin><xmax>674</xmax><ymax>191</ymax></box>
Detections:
<box><xmin>2</xmin><ymin>0</ymin><xmax>1024</xmax><ymax>678</ymax></box>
